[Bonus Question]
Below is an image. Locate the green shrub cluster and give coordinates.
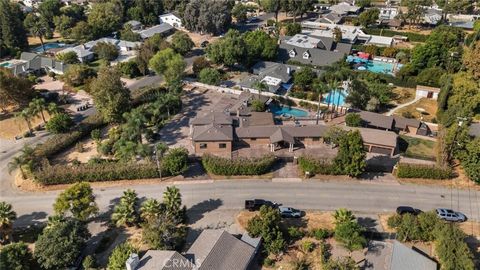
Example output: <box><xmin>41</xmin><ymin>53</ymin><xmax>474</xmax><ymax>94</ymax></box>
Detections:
<box><xmin>34</xmin><ymin>114</ymin><xmax>105</xmax><ymax>159</ymax></box>
<box><xmin>33</xmin><ymin>162</ymin><xmax>162</xmax><ymax>185</ymax></box>
<box><xmin>201</xmin><ymin>154</ymin><xmax>276</xmax><ymax>176</ymax></box>
<box><xmin>396</xmin><ymin>163</ymin><xmax>453</xmax><ymax>179</ymax></box>
<box><xmin>298</xmin><ymin>156</ymin><xmax>336</xmax><ymax>176</ymax></box>
<box><xmin>363</xmin><ymin>28</ymin><xmax>428</xmax><ymax>42</ymax></box>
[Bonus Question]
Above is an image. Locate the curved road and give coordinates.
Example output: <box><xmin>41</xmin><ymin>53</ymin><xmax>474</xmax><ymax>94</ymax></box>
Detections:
<box><xmin>3</xmin><ymin>179</ymin><xmax>480</xmax><ymax>227</ymax></box>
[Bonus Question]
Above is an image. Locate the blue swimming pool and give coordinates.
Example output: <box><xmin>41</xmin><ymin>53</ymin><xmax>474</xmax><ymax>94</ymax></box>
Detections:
<box><xmin>324</xmin><ymin>90</ymin><xmax>347</xmax><ymax>107</ymax></box>
<box><xmin>269</xmin><ymin>104</ymin><xmax>309</xmax><ymax>118</ymax></box>
<box><xmin>33</xmin><ymin>42</ymin><xmax>66</xmax><ymax>53</ymax></box>
<box><xmin>346</xmin><ymin>55</ymin><xmax>402</xmax><ymax>75</ymax></box>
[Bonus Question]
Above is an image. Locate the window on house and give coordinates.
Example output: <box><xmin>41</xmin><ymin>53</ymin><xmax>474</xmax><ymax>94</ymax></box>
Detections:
<box><xmin>219</xmin><ymin>143</ymin><xmax>227</xmax><ymax>149</ymax></box>
<box><xmin>199</xmin><ymin>143</ymin><xmax>207</xmax><ymax>149</ymax></box>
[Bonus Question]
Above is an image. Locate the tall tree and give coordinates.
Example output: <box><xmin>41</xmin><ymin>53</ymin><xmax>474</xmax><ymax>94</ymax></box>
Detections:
<box><xmin>53</xmin><ymin>182</ymin><xmax>99</xmax><ymax>221</ymax></box>
<box><xmin>107</xmin><ymin>242</ymin><xmax>137</xmax><ymax>270</ymax></box>
<box><xmin>183</xmin><ymin>0</ymin><xmax>232</xmax><ymax>35</ymax></box>
<box><xmin>140</xmin><ymin>198</ymin><xmax>163</xmax><ymax>223</ymax></box>
<box><xmin>38</xmin><ymin>0</ymin><xmax>62</xmax><ymax>27</ymax></box>
<box><xmin>334</xmin><ymin>130</ymin><xmax>366</xmax><ymax>177</ymax></box>
<box><xmin>0</xmin><ymin>201</ymin><xmax>16</xmax><ymax>244</ymax></box>
<box><xmin>28</xmin><ymin>98</ymin><xmax>47</xmax><ymax>124</ymax></box>
<box><xmin>0</xmin><ymin>242</ymin><xmax>35</xmax><ymax>270</ymax></box>
<box><xmin>111</xmin><ymin>189</ymin><xmax>139</xmax><ymax>227</ymax></box>
<box><xmin>90</xmin><ymin>67</ymin><xmax>131</xmax><ymax>123</ymax></box>
<box><xmin>149</xmin><ymin>48</ymin><xmax>186</xmax><ymax>87</ymax></box>
<box><xmin>205</xmin><ymin>29</ymin><xmax>247</xmax><ymax>66</ymax></box>
<box><xmin>87</xmin><ymin>2</ymin><xmax>123</xmax><ymax>37</ymax></box>
<box><xmin>0</xmin><ymin>0</ymin><xmax>28</xmax><ymax>56</ymax></box>
<box><xmin>0</xmin><ymin>70</ymin><xmax>34</xmax><ymax>112</ymax></box>
<box><xmin>259</xmin><ymin>0</ymin><xmax>281</xmax><ymax>22</ymax></box>
<box><xmin>16</xmin><ymin>108</ymin><xmax>34</xmax><ymax>134</ymax></box>
<box><xmin>243</xmin><ymin>30</ymin><xmax>278</xmax><ymax>65</ymax></box>
<box><xmin>127</xmin><ymin>0</ymin><xmax>163</xmax><ymax>25</ymax></box>
<box><xmin>171</xmin><ymin>31</ymin><xmax>194</xmax><ymax>56</ymax></box>
<box><xmin>163</xmin><ymin>186</ymin><xmax>183</xmax><ymax>223</ymax></box>
<box><xmin>24</xmin><ymin>14</ymin><xmax>52</xmax><ymax>53</ymax></box>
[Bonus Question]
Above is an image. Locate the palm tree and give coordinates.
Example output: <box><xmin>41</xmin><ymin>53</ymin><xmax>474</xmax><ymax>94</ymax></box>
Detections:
<box><xmin>155</xmin><ymin>142</ymin><xmax>169</xmax><ymax>180</ymax></box>
<box><xmin>29</xmin><ymin>98</ymin><xmax>47</xmax><ymax>124</ymax></box>
<box><xmin>333</xmin><ymin>208</ymin><xmax>355</xmax><ymax>225</ymax></box>
<box><xmin>326</xmin><ymin>79</ymin><xmax>340</xmax><ymax>118</ymax></box>
<box><xmin>140</xmin><ymin>198</ymin><xmax>163</xmax><ymax>223</ymax></box>
<box><xmin>163</xmin><ymin>186</ymin><xmax>182</xmax><ymax>220</ymax></box>
<box><xmin>111</xmin><ymin>189</ymin><xmax>139</xmax><ymax>227</ymax></box>
<box><xmin>47</xmin><ymin>102</ymin><xmax>60</xmax><ymax>115</ymax></box>
<box><xmin>8</xmin><ymin>156</ymin><xmax>27</xmax><ymax>179</ymax></box>
<box><xmin>9</xmin><ymin>145</ymin><xmax>35</xmax><ymax>178</ymax></box>
<box><xmin>25</xmin><ymin>14</ymin><xmax>49</xmax><ymax>53</ymax></box>
<box><xmin>253</xmin><ymin>80</ymin><xmax>268</xmax><ymax>100</ymax></box>
<box><xmin>16</xmin><ymin>108</ymin><xmax>33</xmax><ymax>134</ymax></box>
<box><xmin>312</xmin><ymin>79</ymin><xmax>329</xmax><ymax>124</ymax></box>
<box><xmin>0</xmin><ymin>201</ymin><xmax>17</xmax><ymax>243</ymax></box>
<box><xmin>123</xmin><ymin>107</ymin><xmax>146</xmax><ymax>143</ymax></box>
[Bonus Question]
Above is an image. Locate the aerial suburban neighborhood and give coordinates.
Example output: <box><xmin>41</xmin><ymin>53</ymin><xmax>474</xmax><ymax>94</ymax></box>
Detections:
<box><xmin>1</xmin><ymin>0</ymin><xmax>480</xmax><ymax>269</ymax></box>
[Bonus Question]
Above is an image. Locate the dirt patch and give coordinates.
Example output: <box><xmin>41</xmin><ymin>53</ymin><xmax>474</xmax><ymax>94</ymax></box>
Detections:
<box><xmin>394</xmin><ymin>98</ymin><xmax>438</xmax><ymax>122</ymax></box>
<box><xmin>0</xmin><ymin>112</ymin><xmax>50</xmax><ymax>139</ymax></box>
<box><xmin>391</xmin><ymin>87</ymin><xmax>416</xmax><ymax>105</ymax></box>
<box><xmin>236</xmin><ymin>210</ymin><xmax>335</xmax><ymax>231</ymax></box>
<box><xmin>378</xmin><ymin>214</ymin><xmax>397</xmax><ymax>233</ymax></box>
<box><xmin>52</xmin><ymin>138</ymin><xmax>99</xmax><ymax>164</ymax></box>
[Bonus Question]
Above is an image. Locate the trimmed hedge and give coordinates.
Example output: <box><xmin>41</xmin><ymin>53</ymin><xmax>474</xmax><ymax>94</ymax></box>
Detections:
<box><xmin>33</xmin><ymin>162</ymin><xmax>162</xmax><ymax>185</ymax></box>
<box><xmin>34</xmin><ymin>114</ymin><xmax>105</xmax><ymax>159</ymax></box>
<box><xmin>298</xmin><ymin>156</ymin><xmax>337</xmax><ymax>176</ymax></box>
<box><xmin>396</xmin><ymin>163</ymin><xmax>454</xmax><ymax>179</ymax></box>
<box><xmin>201</xmin><ymin>154</ymin><xmax>276</xmax><ymax>176</ymax></box>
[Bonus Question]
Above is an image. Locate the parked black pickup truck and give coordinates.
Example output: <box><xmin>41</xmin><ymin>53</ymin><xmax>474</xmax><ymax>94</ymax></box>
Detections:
<box><xmin>245</xmin><ymin>199</ymin><xmax>278</xmax><ymax>211</ymax></box>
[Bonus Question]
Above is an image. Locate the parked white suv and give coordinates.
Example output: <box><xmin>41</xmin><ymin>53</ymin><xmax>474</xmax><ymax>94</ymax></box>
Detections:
<box><xmin>436</xmin><ymin>208</ymin><xmax>467</xmax><ymax>222</ymax></box>
<box><xmin>279</xmin><ymin>207</ymin><xmax>302</xmax><ymax>218</ymax></box>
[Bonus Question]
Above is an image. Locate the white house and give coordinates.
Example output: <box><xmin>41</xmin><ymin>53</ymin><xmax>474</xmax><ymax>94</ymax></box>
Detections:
<box><xmin>379</xmin><ymin>7</ymin><xmax>398</xmax><ymax>20</ymax></box>
<box><xmin>416</xmin><ymin>85</ymin><xmax>440</xmax><ymax>100</ymax></box>
<box><xmin>159</xmin><ymin>13</ymin><xmax>183</xmax><ymax>28</ymax></box>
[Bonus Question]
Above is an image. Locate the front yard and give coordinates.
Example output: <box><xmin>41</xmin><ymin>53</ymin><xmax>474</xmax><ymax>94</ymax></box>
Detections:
<box><xmin>398</xmin><ymin>135</ymin><xmax>437</xmax><ymax>161</ymax></box>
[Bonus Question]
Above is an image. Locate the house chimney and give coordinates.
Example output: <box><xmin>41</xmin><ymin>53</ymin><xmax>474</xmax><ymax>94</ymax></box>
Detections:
<box><xmin>126</xmin><ymin>253</ymin><xmax>139</xmax><ymax>270</ymax></box>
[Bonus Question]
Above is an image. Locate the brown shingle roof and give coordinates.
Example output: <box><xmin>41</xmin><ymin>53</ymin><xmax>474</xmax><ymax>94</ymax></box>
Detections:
<box><xmin>186</xmin><ymin>230</ymin><xmax>255</xmax><ymax>270</ymax></box>
<box><xmin>190</xmin><ymin>111</ymin><xmax>233</xmax><ymax>126</ymax></box>
<box><xmin>348</xmin><ymin>127</ymin><xmax>398</xmax><ymax>148</ymax></box>
<box><xmin>236</xmin><ymin>125</ymin><xmax>329</xmax><ymax>141</ymax></box>
<box><xmin>270</xmin><ymin>128</ymin><xmax>295</xmax><ymax>144</ymax></box>
<box><xmin>359</xmin><ymin>111</ymin><xmax>394</xmax><ymax>130</ymax></box>
<box><xmin>393</xmin><ymin>116</ymin><xmax>421</xmax><ymax>129</ymax></box>
<box><xmin>192</xmin><ymin>124</ymin><xmax>233</xmax><ymax>141</ymax></box>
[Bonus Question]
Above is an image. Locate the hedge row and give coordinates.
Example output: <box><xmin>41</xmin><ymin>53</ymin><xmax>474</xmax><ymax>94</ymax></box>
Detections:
<box><xmin>362</xmin><ymin>28</ymin><xmax>428</xmax><ymax>43</ymax></box>
<box><xmin>298</xmin><ymin>156</ymin><xmax>337</xmax><ymax>176</ymax></box>
<box><xmin>396</xmin><ymin>163</ymin><xmax>454</xmax><ymax>179</ymax></box>
<box><xmin>201</xmin><ymin>154</ymin><xmax>276</xmax><ymax>176</ymax></box>
<box><xmin>33</xmin><ymin>162</ymin><xmax>162</xmax><ymax>185</ymax></box>
<box><xmin>34</xmin><ymin>114</ymin><xmax>105</xmax><ymax>159</ymax></box>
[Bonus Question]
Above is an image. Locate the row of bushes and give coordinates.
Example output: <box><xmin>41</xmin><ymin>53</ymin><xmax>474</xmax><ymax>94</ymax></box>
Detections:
<box><xmin>201</xmin><ymin>154</ymin><xmax>276</xmax><ymax>176</ymax></box>
<box><xmin>298</xmin><ymin>156</ymin><xmax>337</xmax><ymax>176</ymax></box>
<box><xmin>395</xmin><ymin>163</ymin><xmax>454</xmax><ymax>179</ymax></box>
<box><xmin>362</xmin><ymin>28</ymin><xmax>428</xmax><ymax>43</ymax></box>
<box><xmin>34</xmin><ymin>114</ymin><xmax>105</xmax><ymax>159</ymax></box>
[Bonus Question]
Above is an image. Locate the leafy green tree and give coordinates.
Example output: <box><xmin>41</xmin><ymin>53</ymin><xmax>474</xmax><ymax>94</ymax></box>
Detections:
<box><xmin>0</xmin><ymin>242</ymin><xmax>35</xmax><ymax>270</ymax></box>
<box><xmin>171</xmin><ymin>31</ymin><xmax>194</xmax><ymax>56</ymax></box>
<box><xmin>334</xmin><ymin>219</ymin><xmax>366</xmax><ymax>252</ymax></box>
<box><xmin>285</xmin><ymin>22</ymin><xmax>301</xmax><ymax>36</ymax></box>
<box><xmin>7</xmin><ymin>146</ymin><xmax>35</xmax><ymax>179</ymax></box>
<box><xmin>345</xmin><ymin>113</ymin><xmax>362</xmax><ymax>127</ymax></box>
<box><xmin>117</xmin><ymin>60</ymin><xmax>141</xmax><ymax>78</ymax></box>
<box><xmin>333</xmin><ymin>27</ymin><xmax>342</xmax><ymax>43</ymax></box>
<box><xmin>53</xmin><ymin>182</ymin><xmax>99</xmax><ymax>221</ymax></box>
<box><xmin>163</xmin><ymin>186</ymin><xmax>183</xmax><ymax>223</ymax></box>
<box><xmin>463</xmin><ymin>41</ymin><xmax>480</xmax><ymax>79</ymax></box>
<box><xmin>38</xmin><ymin>0</ymin><xmax>61</xmax><ymax>27</ymax></box>
<box><xmin>136</xmin><ymin>34</ymin><xmax>170</xmax><ymax>76</ymax></box>
<box><xmin>293</xmin><ymin>67</ymin><xmax>316</xmax><ymax>90</ymax></box>
<box><xmin>56</xmin><ymin>51</ymin><xmax>79</xmax><ymax>64</ymax></box>
<box><xmin>142</xmin><ymin>212</ymin><xmax>187</xmax><ymax>250</ymax></box>
<box><xmin>149</xmin><ymin>48</ymin><xmax>186</xmax><ymax>87</ymax></box>
<box><xmin>87</xmin><ymin>2</ymin><xmax>123</xmax><ymax>37</ymax></box>
<box><xmin>334</xmin><ymin>130</ymin><xmax>366</xmax><ymax>177</ymax></box>
<box><xmin>345</xmin><ymin>79</ymin><xmax>369</xmax><ymax>110</ymax></box>
<box><xmin>82</xmin><ymin>255</ymin><xmax>96</xmax><ymax>270</ymax></box>
<box><xmin>92</xmin><ymin>41</ymin><xmax>119</xmax><ymax>61</ymax></box>
<box><xmin>162</xmin><ymin>148</ymin><xmax>189</xmax><ymax>176</ymax></box>
<box><xmin>34</xmin><ymin>219</ymin><xmax>90</xmax><ymax>269</ymax></box>
<box><xmin>463</xmin><ymin>137</ymin><xmax>480</xmax><ymax>183</ymax></box>
<box><xmin>90</xmin><ymin>67</ymin><xmax>131</xmax><ymax>123</ymax></box>
<box><xmin>24</xmin><ymin>14</ymin><xmax>52</xmax><ymax>53</ymax></box>
<box><xmin>53</xmin><ymin>15</ymin><xmax>75</xmax><ymax>37</ymax></box>
<box><xmin>251</xmin><ymin>99</ymin><xmax>266</xmax><ymax>112</ymax></box>
<box><xmin>45</xmin><ymin>113</ymin><xmax>73</xmax><ymax>134</ymax></box>
<box><xmin>435</xmin><ymin>224</ymin><xmax>475</xmax><ymax>270</ymax></box>
<box><xmin>0</xmin><ymin>201</ymin><xmax>16</xmax><ymax>244</ymax></box>
<box><xmin>243</xmin><ymin>30</ymin><xmax>278</xmax><ymax>65</ymax></box>
<box><xmin>183</xmin><ymin>0</ymin><xmax>232</xmax><ymax>35</ymax></box>
<box><xmin>259</xmin><ymin>0</ymin><xmax>280</xmax><ymax>22</ymax></box>
<box><xmin>16</xmin><ymin>108</ymin><xmax>34</xmax><ymax>134</ymax></box>
<box><xmin>206</xmin><ymin>29</ymin><xmax>246</xmax><ymax>66</ymax></box>
<box><xmin>199</xmin><ymin>68</ymin><xmax>222</xmax><ymax>85</ymax></box>
<box><xmin>0</xmin><ymin>0</ymin><xmax>29</xmax><ymax>55</ymax></box>
<box><xmin>69</xmin><ymin>21</ymin><xmax>92</xmax><ymax>42</ymax></box>
<box><xmin>0</xmin><ymin>68</ymin><xmax>35</xmax><ymax>111</ymax></box>
<box><xmin>232</xmin><ymin>3</ymin><xmax>248</xmax><ymax>23</ymax></box>
<box><xmin>358</xmin><ymin>8</ymin><xmax>379</xmax><ymax>28</ymax></box>
<box><xmin>192</xmin><ymin>56</ymin><xmax>210</xmax><ymax>74</ymax></box>
<box><xmin>107</xmin><ymin>242</ymin><xmax>137</xmax><ymax>270</ymax></box>
<box><xmin>111</xmin><ymin>189</ymin><xmax>139</xmax><ymax>227</ymax></box>
<box><xmin>140</xmin><ymin>198</ymin><xmax>163</xmax><ymax>223</ymax></box>
<box><xmin>333</xmin><ymin>208</ymin><xmax>355</xmax><ymax>225</ymax></box>
<box><xmin>28</xmin><ymin>98</ymin><xmax>47</xmax><ymax>124</ymax></box>
<box><xmin>247</xmin><ymin>206</ymin><xmax>286</xmax><ymax>257</ymax></box>
<box><xmin>356</xmin><ymin>0</ymin><xmax>371</xmax><ymax>7</ymax></box>
<box><xmin>416</xmin><ymin>67</ymin><xmax>445</xmax><ymax>87</ymax></box>
<box><xmin>62</xmin><ymin>64</ymin><xmax>96</xmax><ymax>87</ymax></box>
<box><xmin>120</xmin><ymin>25</ymin><xmax>141</xmax><ymax>42</ymax></box>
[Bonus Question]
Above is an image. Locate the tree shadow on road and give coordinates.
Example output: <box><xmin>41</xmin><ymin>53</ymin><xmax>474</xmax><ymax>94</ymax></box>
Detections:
<box><xmin>14</xmin><ymin>211</ymin><xmax>48</xmax><ymax>228</ymax></box>
<box><xmin>187</xmin><ymin>198</ymin><xmax>223</xmax><ymax>225</ymax></box>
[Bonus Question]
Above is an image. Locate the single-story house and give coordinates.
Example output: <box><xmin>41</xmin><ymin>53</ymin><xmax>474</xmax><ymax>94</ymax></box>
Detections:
<box><xmin>117</xmin><ymin>40</ymin><xmax>142</xmax><ymax>51</ymax></box>
<box><xmin>56</xmin><ymin>45</ymin><xmax>95</xmax><ymax>63</ymax></box>
<box><xmin>239</xmin><ymin>61</ymin><xmax>303</xmax><ymax>93</ymax></box>
<box><xmin>57</xmin><ymin>38</ymin><xmax>141</xmax><ymax>62</ymax></box>
<box><xmin>159</xmin><ymin>12</ymin><xmax>183</xmax><ymax>28</ymax></box>
<box><xmin>329</xmin><ymin>2</ymin><xmax>361</xmax><ymax>16</ymax></box>
<box><xmin>4</xmin><ymin>52</ymin><xmax>67</xmax><ymax>76</ymax></box>
<box><xmin>318</xmin><ymin>12</ymin><xmax>344</xmax><ymax>24</ymax></box>
<box><xmin>136</xmin><ymin>23</ymin><xmax>174</xmax><ymax>39</ymax></box>
<box><xmin>415</xmin><ymin>85</ymin><xmax>440</xmax><ymax>100</ymax></box>
<box><xmin>357</xmin><ymin>111</ymin><xmax>430</xmax><ymax>136</ymax></box>
<box><xmin>277</xmin><ymin>34</ymin><xmax>352</xmax><ymax>68</ymax></box>
<box><xmin>390</xmin><ymin>241</ymin><xmax>437</xmax><ymax>270</ymax></box>
<box><xmin>130</xmin><ymin>230</ymin><xmax>260</xmax><ymax>270</ymax></box>
<box><xmin>125</xmin><ymin>20</ymin><xmax>143</xmax><ymax>31</ymax></box>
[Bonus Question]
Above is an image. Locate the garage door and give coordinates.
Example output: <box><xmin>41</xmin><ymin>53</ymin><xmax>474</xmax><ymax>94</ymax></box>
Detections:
<box><xmin>370</xmin><ymin>146</ymin><xmax>392</xmax><ymax>155</ymax></box>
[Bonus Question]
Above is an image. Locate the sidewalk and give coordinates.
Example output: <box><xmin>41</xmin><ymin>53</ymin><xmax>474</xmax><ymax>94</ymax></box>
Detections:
<box><xmin>385</xmin><ymin>97</ymin><xmax>421</xmax><ymax>116</ymax></box>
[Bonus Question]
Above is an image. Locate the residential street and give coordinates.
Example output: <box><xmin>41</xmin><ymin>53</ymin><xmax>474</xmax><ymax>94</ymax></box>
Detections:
<box><xmin>3</xmin><ymin>179</ymin><xmax>480</xmax><ymax>227</ymax></box>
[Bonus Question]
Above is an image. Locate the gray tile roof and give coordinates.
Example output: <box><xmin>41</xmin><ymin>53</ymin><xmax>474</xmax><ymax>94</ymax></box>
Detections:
<box><xmin>17</xmin><ymin>52</ymin><xmax>67</xmax><ymax>74</ymax></box>
<box><xmin>192</xmin><ymin>124</ymin><xmax>233</xmax><ymax>141</ymax></box>
<box><xmin>186</xmin><ymin>230</ymin><xmax>255</xmax><ymax>270</ymax></box>
<box><xmin>278</xmin><ymin>42</ymin><xmax>350</xmax><ymax>67</ymax></box>
<box><xmin>190</xmin><ymin>111</ymin><xmax>233</xmax><ymax>126</ymax></box>
<box><xmin>390</xmin><ymin>241</ymin><xmax>437</xmax><ymax>270</ymax></box>
<box><xmin>137</xmin><ymin>23</ymin><xmax>174</xmax><ymax>39</ymax></box>
<box><xmin>137</xmin><ymin>250</ymin><xmax>193</xmax><ymax>270</ymax></box>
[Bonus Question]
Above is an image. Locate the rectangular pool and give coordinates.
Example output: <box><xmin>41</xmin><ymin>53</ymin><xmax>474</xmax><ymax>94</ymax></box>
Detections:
<box><xmin>347</xmin><ymin>55</ymin><xmax>402</xmax><ymax>75</ymax></box>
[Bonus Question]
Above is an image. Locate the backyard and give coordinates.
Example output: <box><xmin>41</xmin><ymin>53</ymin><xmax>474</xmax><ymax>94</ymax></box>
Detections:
<box><xmin>399</xmin><ymin>135</ymin><xmax>437</xmax><ymax>161</ymax></box>
<box><xmin>394</xmin><ymin>98</ymin><xmax>438</xmax><ymax>122</ymax></box>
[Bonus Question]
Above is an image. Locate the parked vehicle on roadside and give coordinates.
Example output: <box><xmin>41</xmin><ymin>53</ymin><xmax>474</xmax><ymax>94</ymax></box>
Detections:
<box><xmin>436</xmin><ymin>208</ymin><xmax>467</xmax><ymax>222</ymax></box>
<box><xmin>245</xmin><ymin>199</ymin><xmax>278</xmax><ymax>211</ymax></box>
<box><xmin>396</xmin><ymin>206</ymin><xmax>422</xmax><ymax>215</ymax></box>
<box><xmin>279</xmin><ymin>207</ymin><xmax>302</xmax><ymax>218</ymax></box>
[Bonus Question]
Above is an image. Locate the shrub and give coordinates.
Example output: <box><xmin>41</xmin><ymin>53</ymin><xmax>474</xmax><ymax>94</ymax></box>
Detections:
<box><xmin>202</xmin><ymin>154</ymin><xmax>276</xmax><ymax>176</ymax></box>
<box><xmin>33</xmin><ymin>162</ymin><xmax>161</xmax><ymax>185</ymax></box>
<box><xmin>396</xmin><ymin>163</ymin><xmax>453</xmax><ymax>179</ymax></box>
<box><xmin>345</xmin><ymin>113</ymin><xmax>362</xmax><ymax>127</ymax></box>
<box><xmin>387</xmin><ymin>214</ymin><xmax>402</xmax><ymax>229</ymax></box>
<box><xmin>301</xmin><ymin>240</ymin><xmax>314</xmax><ymax>253</ymax></box>
<box><xmin>251</xmin><ymin>99</ymin><xmax>266</xmax><ymax>112</ymax></box>
<box><xmin>45</xmin><ymin>113</ymin><xmax>74</xmax><ymax>134</ymax></box>
<box><xmin>107</xmin><ymin>243</ymin><xmax>137</xmax><ymax>270</ymax></box>
<box><xmin>288</xmin><ymin>226</ymin><xmax>304</xmax><ymax>241</ymax></box>
<box><xmin>199</xmin><ymin>67</ymin><xmax>222</xmax><ymax>85</ymax></box>
<box><xmin>91</xmin><ymin>129</ymin><xmax>102</xmax><ymax>141</ymax></box>
<box><xmin>298</xmin><ymin>156</ymin><xmax>336</xmax><ymax>176</ymax></box>
<box><xmin>263</xmin><ymin>257</ymin><xmax>275</xmax><ymax>267</ymax></box>
<box><xmin>310</xmin><ymin>228</ymin><xmax>331</xmax><ymax>240</ymax></box>
<box><xmin>117</xmin><ymin>60</ymin><xmax>141</xmax><ymax>78</ymax></box>
<box><xmin>162</xmin><ymin>148</ymin><xmax>189</xmax><ymax>176</ymax></box>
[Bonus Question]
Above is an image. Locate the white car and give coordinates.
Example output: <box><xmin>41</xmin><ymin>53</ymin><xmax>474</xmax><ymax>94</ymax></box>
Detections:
<box><xmin>436</xmin><ymin>208</ymin><xmax>467</xmax><ymax>222</ymax></box>
<box><xmin>279</xmin><ymin>207</ymin><xmax>302</xmax><ymax>218</ymax></box>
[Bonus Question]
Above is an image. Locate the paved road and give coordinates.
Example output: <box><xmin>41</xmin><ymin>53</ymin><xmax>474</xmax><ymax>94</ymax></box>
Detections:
<box><xmin>4</xmin><ymin>180</ymin><xmax>480</xmax><ymax>227</ymax></box>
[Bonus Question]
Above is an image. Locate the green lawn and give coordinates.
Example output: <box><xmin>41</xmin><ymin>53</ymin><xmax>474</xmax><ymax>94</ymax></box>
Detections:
<box><xmin>399</xmin><ymin>135</ymin><xmax>437</xmax><ymax>161</ymax></box>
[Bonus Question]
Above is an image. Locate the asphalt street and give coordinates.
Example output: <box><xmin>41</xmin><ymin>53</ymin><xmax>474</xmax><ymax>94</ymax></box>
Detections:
<box><xmin>4</xmin><ymin>179</ymin><xmax>480</xmax><ymax>227</ymax></box>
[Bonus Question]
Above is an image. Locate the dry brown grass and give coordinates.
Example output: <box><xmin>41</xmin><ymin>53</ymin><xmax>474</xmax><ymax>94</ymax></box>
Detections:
<box><xmin>236</xmin><ymin>210</ymin><xmax>335</xmax><ymax>231</ymax></box>
<box><xmin>378</xmin><ymin>214</ymin><xmax>397</xmax><ymax>233</ymax></box>
<box><xmin>392</xmin><ymin>87</ymin><xmax>416</xmax><ymax>105</ymax></box>
<box><xmin>394</xmin><ymin>98</ymin><xmax>438</xmax><ymax>122</ymax></box>
<box><xmin>0</xmin><ymin>112</ymin><xmax>50</xmax><ymax>139</ymax></box>
<box><xmin>51</xmin><ymin>138</ymin><xmax>99</xmax><ymax>164</ymax></box>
